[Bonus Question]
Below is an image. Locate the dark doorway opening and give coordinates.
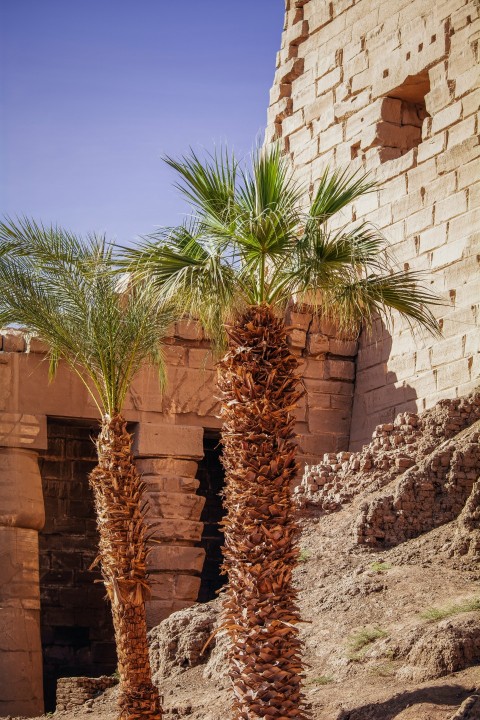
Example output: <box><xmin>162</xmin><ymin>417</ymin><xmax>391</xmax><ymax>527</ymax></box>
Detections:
<box><xmin>38</xmin><ymin>419</ymin><xmax>116</xmax><ymax>711</ymax></box>
<box><xmin>196</xmin><ymin>433</ymin><xmax>226</xmax><ymax>602</ymax></box>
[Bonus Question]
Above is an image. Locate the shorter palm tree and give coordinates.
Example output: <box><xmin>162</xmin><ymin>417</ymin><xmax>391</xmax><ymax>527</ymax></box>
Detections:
<box><xmin>0</xmin><ymin>219</ymin><xmax>170</xmax><ymax>720</ymax></box>
<box><xmin>125</xmin><ymin>144</ymin><xmax>441</xmax><ymax>720</ymax></box>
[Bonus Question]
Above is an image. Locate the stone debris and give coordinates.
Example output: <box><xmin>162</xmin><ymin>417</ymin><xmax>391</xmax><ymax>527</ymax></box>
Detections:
<box><xmin>297</xmin><ymin>392</ymin><xmax>480</xmax><ymax>526</ymax></box>
<box><xmin>55</xmin><ymin>675</ymin><xmax>118</xmax><ymax>711</ymax></box>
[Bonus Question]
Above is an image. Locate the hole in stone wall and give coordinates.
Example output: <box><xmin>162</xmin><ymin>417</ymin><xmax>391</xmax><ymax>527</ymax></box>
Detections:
<box><xmin>196</xmin><ymin>432</ymin><xmax>226</xmax><ymax>603</ymax></box>
<box><xmin>377</xmin><ymin>70</ymin><xmax>431</xmax><ymax>163</ymax></box>
<box><xmin>38</xmin><ymin>419</ymin><xmax>116</xmax><ymax>711</ymax></box>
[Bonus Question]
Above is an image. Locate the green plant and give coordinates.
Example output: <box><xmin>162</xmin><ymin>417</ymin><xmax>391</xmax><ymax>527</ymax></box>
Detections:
<box><xmin>420</xmin><ymin>597</ymin><xmax>480</xmax><ymax>622</ymax></box>
<box><xmin>299</xmin><ymin>548</ymin><xmax>311</xmax><ymax>563</ymax></box>
<box><xmin>309</xmin><ymin>676</ymin><xmax>333</xmax><ymax>685</ymax></box>
<box><xmin>347</xmin><ymin>627</ymin><xmax>388</xmax><ymax>661</ymax></box>
<box><xmin>0</xmin><ymin>221</ymin><xmax>171</xmax><ymax>719</ymax></box>
<box><xmin>370</xmin><ymin>561</ymin><xmax>392</xmax><ymax>573</ymax></box>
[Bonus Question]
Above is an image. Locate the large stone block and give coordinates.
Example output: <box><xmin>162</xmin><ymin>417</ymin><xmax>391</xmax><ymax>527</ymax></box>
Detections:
<box><xmin>147</xmin><ymin>491</ymin><xmax>205</xmax><ymax>521</ymax></box>
<box><xmin>133</xmin><ymin>424</ymin><xmax>204</xmax><ymax>459</ymax></box>
<box><xmin>148</xmin><ymin>545</ymin><xmax>206</xmax><ymax>573</ymax></box>
<box><xmin>0</xmin><ymin>413</ymin><xmax>47</xmax><ymax>451</ymax></box>
<box><xmin>0</xmin><ymin>606</ymin><xmax>43</xmax><ymax>709</ymax></box>
<box><xmin>0</xmin><ymin>526</ymin><xmax>40</xmax><ymax>609</ymax></box>
<box><xmin>147</xmin><ymin>518</ymin><xmax>203</xmax><ymax>543</ymax></box>
<box><xmin>0</xmin><ymin>448</ymin><xmax>45</xmax><ymax>531</ymax></box>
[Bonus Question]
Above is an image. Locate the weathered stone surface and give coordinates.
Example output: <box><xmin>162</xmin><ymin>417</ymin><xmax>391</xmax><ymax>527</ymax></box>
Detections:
<box><xmin>148</xmin><ymin>600</ymin><xmax>221</xmax><ymax>682</ymax></box>
<box><xmin>0</xmin><ymin>448</ymin><xmax>45</xmax><ymax>530</ymax></box>
<box><xmin>147</xmin><ymin>545</ymin><xmax>206</xmax><ymax>573</ymax></box>
<box><xmin>56</xmin><ymin>675</ymin><xmax>118</xmax><ymax>711</ymax></box>
<box><xmin>266</xmin><ymin>0</ymin><xmax>479</xmax><ymax>450</ymax></box>
<box><xmin>0</xmin><ymin>413</ymin><xmax>47</xmax><ymax>451</ymax></box>
<box><xmin>133</xmin><ymin>424</ymin><xmax>204</xmax><ymax>459</ymax></box>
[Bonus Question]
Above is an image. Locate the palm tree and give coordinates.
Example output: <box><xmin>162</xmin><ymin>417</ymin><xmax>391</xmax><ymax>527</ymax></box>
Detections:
<box><xmin>124</xmin><ymin>145</ymin><xmax>441</xmax><ymax>720</ymax></box>
<box><xmin>0</xmin><ymin>220</ymin><xmax>168</xmax><ymax>720</ymax></box>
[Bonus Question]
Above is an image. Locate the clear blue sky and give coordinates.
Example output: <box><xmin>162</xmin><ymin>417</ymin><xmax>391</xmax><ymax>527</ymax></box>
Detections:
<box><xmin>0</xmin><ymin>1</ymin><xmax>284</xmax><ymax>245</ymax></box>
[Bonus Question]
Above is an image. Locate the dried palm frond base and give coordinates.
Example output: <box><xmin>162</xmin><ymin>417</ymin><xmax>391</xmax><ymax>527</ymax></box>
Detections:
<box><xmin>90</xmin><ymin>414</ymin><xmax>162</xmax><ymax>720</ymax></box>
<box><xmin>218</xmin><ymin>305</ymin><xmax>309</xmax><ymax>720</ymax></box>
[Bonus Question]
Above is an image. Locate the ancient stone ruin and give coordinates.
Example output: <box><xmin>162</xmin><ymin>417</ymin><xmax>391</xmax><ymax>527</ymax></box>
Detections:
<box><xmin>0</xmin><ymin>0</ymin><xmax>479</xmax><ymax>715</ymax></box>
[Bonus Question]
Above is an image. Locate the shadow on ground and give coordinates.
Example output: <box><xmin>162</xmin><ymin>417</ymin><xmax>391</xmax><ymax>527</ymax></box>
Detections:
<box><xmin>338</xmin><ymin>683</ymin><xmax>474</xmax><ymax>720</ymax></box>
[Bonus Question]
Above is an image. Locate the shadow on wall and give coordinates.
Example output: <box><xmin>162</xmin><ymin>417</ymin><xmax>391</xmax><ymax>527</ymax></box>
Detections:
<box><xmin>349</xmin><ymin>318</ymin><xmax>418</xmax><ymax>451</ymax></box>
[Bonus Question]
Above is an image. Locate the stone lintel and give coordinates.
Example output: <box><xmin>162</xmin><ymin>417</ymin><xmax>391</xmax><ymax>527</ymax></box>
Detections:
<box><xmin>133</xmin><ymin>423</ymin><xmax>204</xmax><ymax>459</ymax></box>
<box><xmin>0</xmin><ymin>413</ymin><xmax>47</xmax><ymax>451</ymax></box>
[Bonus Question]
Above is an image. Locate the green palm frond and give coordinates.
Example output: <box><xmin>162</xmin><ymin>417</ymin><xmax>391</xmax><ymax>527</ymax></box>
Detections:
<box><xmin>320</xmin><ymin>270</ymin><xmax>442</xmax><ymax>336</ymax></box>
<box><xmin>0</xmin><ymin>221</ymin><xmax>173</xmax><ymax>416</ymax></box>
<box><xmin>309</xmin><ymin>167</ymin><xmax>375</xmax><ymax>222</ymax></box>
<box><xmin>123</xmin><ymin>143</ymin><xmax>441</xmax><ymax>339</ymax></box>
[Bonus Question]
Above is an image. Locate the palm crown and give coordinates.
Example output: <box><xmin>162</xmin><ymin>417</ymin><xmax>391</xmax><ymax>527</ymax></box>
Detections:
<box><xmin>125</xmin><ymin>144</ymin><xmax>441</xmax><ymax>341</ymax></box>
<box><xmin>0</xmin><ymin>218</ymin><xmax>172</xmax><ymax>416</ymax></box>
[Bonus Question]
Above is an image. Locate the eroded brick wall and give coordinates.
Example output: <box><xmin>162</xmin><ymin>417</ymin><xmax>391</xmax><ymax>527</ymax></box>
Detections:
<box><xmin>267</xmin><ymin>0</ymin><xmax>480</xmax><ymax>450</ymax></box>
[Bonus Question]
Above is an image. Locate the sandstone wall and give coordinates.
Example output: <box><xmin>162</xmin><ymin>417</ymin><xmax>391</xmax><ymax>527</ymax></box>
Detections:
<box><xmin>0</xmin><ymin>313</ymin><xmax>352</xmax><ymax>713</ymax></box>
<box><xmin>267</xmin><ymin>0</ymin><xmax>480</xmax><ymax>449</ymax></box>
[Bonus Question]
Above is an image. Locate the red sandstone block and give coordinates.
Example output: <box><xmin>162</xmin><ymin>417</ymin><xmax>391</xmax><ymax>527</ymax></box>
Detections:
<box><xmin>175</xmin><ymin>319</ymin><xmax>203</xmax><ymax>341</ymax></box>
<box><xmin>307</xmin><ymin>408</ymin><xmax>351</xmax><ymax>435</ymax></box>
<box><xmin>308</xmin><ymin>332</ymin><xmax>329</xmax><ymax>355</ymax></box>
<box><xmin>326</xmin><ymin>358</ymin><xmax>355</xmax><ymax>382</ymax></box>
<box><xmin>148</xmin><ymin>545</ymin><xmax>205</xmax><ymax>573</ymax></box>
<box><xmin>287</xmin><ymin>327</ymin><xmax>307</xmax><ymax>349</ymax></box>
<box><xmin>175</xmin><ymin>574</ymin><xmax>201</xmax><ymax>601</ymax></box>
<box><xmin>163</xmin><ymin>345</ymin><xmax>187</xmax><ymax>366</ymax></box>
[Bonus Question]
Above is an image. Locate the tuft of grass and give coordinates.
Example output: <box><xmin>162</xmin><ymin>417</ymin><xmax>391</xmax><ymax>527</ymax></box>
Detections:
<box><xmin>347</xmin><ymin>627</ymin><xmax>388</xmax><ymax>661</ymax></box>
<box><xmin>309</xmin><ymin>675</ymin><xmax>334</xmax><ymax>685</ymax></box>
<box><xmin>370</xmin><ymin>561</ymin><xmax>392</xmax><ymax>573</ymax></box>
<box><xmin>420</xmin><ymin>597</ymin><xmax>480</xmax><ymax>622</ymax></box>
<box><xmin>299</xmin><ymin>548</ymin><xmax>311</xmax><ymax>563</ymax></box>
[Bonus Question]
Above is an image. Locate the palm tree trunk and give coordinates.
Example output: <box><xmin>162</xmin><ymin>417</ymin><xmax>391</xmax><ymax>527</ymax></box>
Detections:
<box><xmin>218</xmin><ymin>304</ymin><xmax>308</xmax><ymax>720</ymax></box>
<box><xmin>90</xmin><ymin>414</ymin><xmax>162</xmax><ymax>720</ymax></box>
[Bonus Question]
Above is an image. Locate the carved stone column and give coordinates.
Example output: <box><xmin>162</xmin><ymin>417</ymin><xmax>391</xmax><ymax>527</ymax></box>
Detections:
<box><xmin>133</xmin><ymin>423</ymin><xmax>206</xmax><ymax>628</ymax></box>
<box><xmin>0</xmin><ymin>413</ymin><xmax>47</xmax><ymax>716</ymax></box>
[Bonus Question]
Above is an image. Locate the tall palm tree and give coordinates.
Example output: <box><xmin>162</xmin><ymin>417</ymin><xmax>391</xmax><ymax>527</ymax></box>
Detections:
<box><xmin>0</xmin><ymin>220</ymin><xmax>168</xmax><ymax>720</ymax></box>
<box><xmin>124</xmin><ymin>145</ymin><xmax>441</xmax><ymax>720</ymax></box>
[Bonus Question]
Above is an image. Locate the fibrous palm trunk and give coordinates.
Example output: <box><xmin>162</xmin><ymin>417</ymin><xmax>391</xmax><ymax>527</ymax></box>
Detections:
<box><xmin>90</xmin><ymin>414</ymin><xmax>162</xmax><ymax>720</ymax></box>
<box><xmin>218</xmin><ymin>304</ymin><xmax>308</xmax><ymax>720</ymax></box>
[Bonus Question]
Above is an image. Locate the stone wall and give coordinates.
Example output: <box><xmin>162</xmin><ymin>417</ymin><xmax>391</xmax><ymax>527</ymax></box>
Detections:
<box><xmin>267</xmin><ymin>0</ymin><xmax>480</xmax><ymax>449</ymax></box>
<box><xmin>0</xmin><ymin>310</ymin><xmax>349</xmax><ymax>713</ymax></box>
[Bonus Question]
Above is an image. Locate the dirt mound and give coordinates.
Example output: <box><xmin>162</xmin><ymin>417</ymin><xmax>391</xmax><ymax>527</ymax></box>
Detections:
<box><xmin>394</xmin><ymin>615</ymin><xmax>480</xmax><ymax>682</ymax></box>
